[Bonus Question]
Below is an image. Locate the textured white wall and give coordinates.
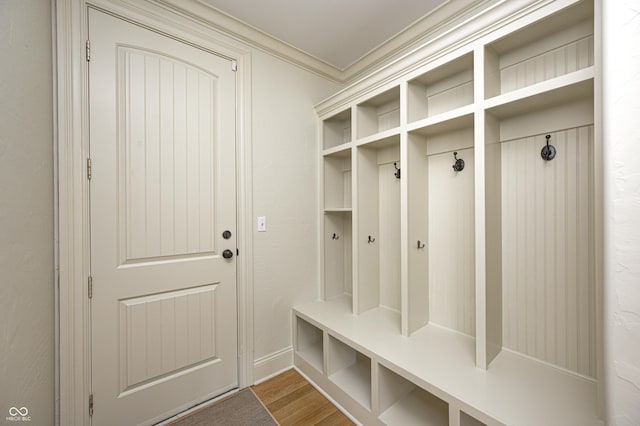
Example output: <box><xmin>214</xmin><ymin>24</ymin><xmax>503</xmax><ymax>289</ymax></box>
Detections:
<box><xmin>603</xmin><ymin>0</ymin><xmax>640</xmax><ymax>424</ymax></box>
<box><xmin>251</xmin><ymin>50</ymin><xmax>340</xmax><ymax>362</ymax></box>
<box><xmin>0</xmin><ymin>0</ymin><xmax>55</xmax><ymax>425</ymax></box>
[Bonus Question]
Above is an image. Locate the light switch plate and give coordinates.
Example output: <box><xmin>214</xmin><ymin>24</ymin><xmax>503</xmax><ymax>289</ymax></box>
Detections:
<box><xmin>257</xmin><ymin>216</ymin><xmax>266</xmax><ymax>232</ymax></box>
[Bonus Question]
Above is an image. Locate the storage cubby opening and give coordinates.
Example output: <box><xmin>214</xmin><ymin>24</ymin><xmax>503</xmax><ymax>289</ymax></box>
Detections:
<box><xmin>357</xmin><ymin>87</ymin><xmax>401</xmax><ymax>139</ymax></box>
<box><xmin>406</xmin><ymin>125</ymin><xmax>475</xmax><ymax>337</ymax></box>
<box><xmin>324</xmin><ymin>212</ymin><xmax>353</xmax><ymax>300</ymax></box>
<box><xmin>460</xmin><ymin>411</ymin><xmax>487</xmax><ymax>426</ymax></box>
<box><xmin>328</xmin><ymin>336</ymin><xmax>372</xmax><ymax>410</ymax></box>
<box><xmin>483</xmin><ymin>112</ymin><xmax>503</xmax><ymax>366</ymax></box>
<box><xmin>378</xmin><ymin>364</ymin><xmax>449</xmax><ymax>426</ymax></box>
<box><xmin>296</xmin><ymin>317</ymin><xmax>324</xmax><ymax>373</ymax></box>
<box><xmin>486</xmin><ymin>78</ymin><xmax>593</xmax><ymax>123</ymax></box>
<box><xmin>486</xmin><ymin>98</ymin><xmax>596</xmax><ymax>378</ymax></box>
<box><xmin>408</xmin><ymin>53</ymin><xmax>474</xmax><ymax>123</ymax></box>
<box><xmin>485</xmin><ymin>0</ymin><xmax>593</xmax><ymax>99</ymax></box>
<box><xmin>323</xmin><ymin>108</ymin><xmax>352</xmax><ymax>150</ymax></box>
<box><xmin>324</xmin><ymin>150</ymin><xmax>352</xmax><ymax>210</ymax></box>
<box><xmin>356</xmin><ymin>137</ymin><xmax>401</xmax><ymax>316</ymax></box>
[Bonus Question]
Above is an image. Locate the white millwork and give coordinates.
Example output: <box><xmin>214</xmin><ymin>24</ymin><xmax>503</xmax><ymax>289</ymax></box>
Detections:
<box><xmin>297</xmin><ymin>0</ymin><xmax>601</xmax><ymax>425</ymax></box>
<box><xmin>89</xmin><ymin>9</ymin><xmax>238</xmax><ymax>425</ymax></box>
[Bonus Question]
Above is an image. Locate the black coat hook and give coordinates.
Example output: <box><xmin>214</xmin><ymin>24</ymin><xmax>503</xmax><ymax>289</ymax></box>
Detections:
<box><xmin>332</xmin><ymin>233</ymin><xmax>339</xmax><ymax>240</ymax></box>
<box><xmin>417</xmin><ymin>240</ymin><xmax>426</xmax><ymax>249</ymax></box>
<box><xmin>541</xmin><ymin>134</ymin><xmax>556</xmax><ymax>161</ymax></box>
<box><xmin>367</xmin><ymin>235</ymin><xmax>376</xmax><ymax>244</ymax></box>
<box><xmin>393</xmin><ymin>162</ymin><xmax>401</xmax><ymax>179</ymax></box>
<box><xmin>452</xmin><ymin>152</ymin><xmax>465</xmax><ymax>172</ymax></box>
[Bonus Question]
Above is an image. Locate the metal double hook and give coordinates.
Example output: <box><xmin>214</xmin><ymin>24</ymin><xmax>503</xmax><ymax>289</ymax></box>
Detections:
<box><xmin>452</xmin><ymin>152</ymin><xmax>465</xmax><ymax>172</ymax></box>
<box><xmin>393</xmin><ymin>162</ymin><xmax>401</xmax><ymax>179</ymax></box>
<box><xmin>541</xmin><ymin>134</ymin><xmax>556</xmax><ymax>161</ymax></box>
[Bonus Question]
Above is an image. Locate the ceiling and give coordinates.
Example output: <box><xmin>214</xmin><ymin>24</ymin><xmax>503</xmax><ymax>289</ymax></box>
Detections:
<box><xmin>199</xmin><ymin>0</ymin><xmax>449</xmax><ymax>70</ymax></box>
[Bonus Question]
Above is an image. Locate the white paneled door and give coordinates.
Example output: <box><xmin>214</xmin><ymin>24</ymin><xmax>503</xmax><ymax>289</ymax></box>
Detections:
<box><xmin>88</xmin><ymin>10</ymin><xmax>238</xmax><ymax>425</ymax></box>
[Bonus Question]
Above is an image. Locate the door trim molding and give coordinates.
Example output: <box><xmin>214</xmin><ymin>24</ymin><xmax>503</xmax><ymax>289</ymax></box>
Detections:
<box><xmin>55</xmin><ymin>1</ymin><xmax>254</xmax><ymax>424</ymax></box>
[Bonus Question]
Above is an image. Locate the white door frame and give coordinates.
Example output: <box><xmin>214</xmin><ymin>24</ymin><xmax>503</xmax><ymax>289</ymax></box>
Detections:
<box><xmin>55</xmin><ymin>0</ymin><xmax>254</xmax><ymax>424</ymax></box>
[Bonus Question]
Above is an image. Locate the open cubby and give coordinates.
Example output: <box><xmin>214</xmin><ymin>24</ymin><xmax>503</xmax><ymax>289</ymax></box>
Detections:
<box><xmin>378</xmin><ymin>364</ymin><xmax>448</xmax><ymax>426</ymax></box>
<box><xmin>485</xmin><ymin>95</ymin><xmax>596</xmax><ymax>376</ymax></box>
<box><xmin>485</xmin><ymin>0</ymin><xmax>593</xmax><ymax>99</ymax></box>
<box><xmin>356</xmin><ymin>136</ymin><xmax>401</xmax><ymax>316</ymax></box>
<box><xmin>408</xmin><ymin>53</ymin><xmax>474</xmax><ymax>124</ymax></box>
<box><xmin>322</xmin><ymin>126</ymin><xmax>353</xmax><ymax>303</ymax></box>
<box><xmin>357</xmin><ymin>87</ymin><xmax>401</xmax><ymax>139</ymax></box>
<box><xmin>460</xmin><ymin>411</ymin><xmax>487</xmax><ymax>426</ymax></box>
<box><xmin>328</xmin><ymin>335</ymin><xmax>372</xmax><ymax>411</ymax></box>
<box><xmin>406</xmin><ymin>121</ymin><xmax>475</xmax><ymax>336</ymax></box>
<box><xmin>323</xmin><ymin>108</ymin><xmax>352</xmax><ymax>150</ymax></box>
<box><xmin>295</xmin><ymin>317</ymin><xmax>324</xmax><ymax>373</ymax></box>
<box><xmin>324</xmin><ymin>212</ymin><xmax>352</xmax><ymax>300</ymax></box>
<box><xmin>323</xmin><ymin>149</ymin><xmax>352</xmax><ymax>211</ymax></box>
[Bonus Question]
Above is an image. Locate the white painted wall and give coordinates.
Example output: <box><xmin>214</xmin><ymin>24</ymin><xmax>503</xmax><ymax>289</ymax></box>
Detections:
<box><xmin>0</xmin><ymin>1</ymin><xmax>55</xmax><ymax>425</ymax></box>
<box><xmin>603</xmin><ymin>1</ymin><xmax>640</xmax><ymax>425</ymax></box>
<box><xmin>251</xmin><ymin>50</ymin><xmax>340</xmax><ymax>367</ymax></box>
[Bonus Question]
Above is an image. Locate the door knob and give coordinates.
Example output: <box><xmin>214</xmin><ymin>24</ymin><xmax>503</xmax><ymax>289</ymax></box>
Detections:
<box><xmin>222</xmin><ymin>249</ymin><xmax>234</xmax><ymax>259</ymax></box>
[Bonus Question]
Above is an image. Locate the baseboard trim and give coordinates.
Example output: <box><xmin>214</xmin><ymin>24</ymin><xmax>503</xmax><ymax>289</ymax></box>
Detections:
<box><xmin>252</xmin><ymin>347</ymin><xmax>293</xmax><ymax>384</ymax></box>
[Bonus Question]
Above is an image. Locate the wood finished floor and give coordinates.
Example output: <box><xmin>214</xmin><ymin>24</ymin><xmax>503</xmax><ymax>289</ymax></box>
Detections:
<box><xmin>252</xmin><ymin>369</ymin><xmax>354</xmax><ymax>426</ymax></box>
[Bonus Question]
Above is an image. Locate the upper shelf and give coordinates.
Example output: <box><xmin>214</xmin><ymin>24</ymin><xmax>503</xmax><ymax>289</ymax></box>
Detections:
<box><xmin>323</xmin><ymin>143</ymin><xmax>351</xmax><ymax>158</ymax></box>
<box><xmin>324</xmin><ymin>207</ymin><xmax>352</xmax><ymax>213</ymax></box>
<box><xmin>484</xmin><ymin>67</ymin><xmax>594</xmax><ymax>119</ymax></box>
<box><xmin>407</xmin><ymin>104</ymin><xmax>474</xmax><ymax>137</ymax></box>
<box><xmin>484</xmin><ymin>0</ymin><xmax>593</xmax><ymax>99</ymax></box>
<box><xmin>408</xmin><ymin>52</ymin><xmax>474</xmax><ymax>124</ymax></box>
<box><xmin>356</xmin><ymin>86</ymin><xmax>400</xmax><ymax>139</ymax></box>
<box><xmin>355</xmin><ymin>128</ymin><xmax>401</xmax><ymax>149</ymax></box>
<box><xmin>323</xmin><ymin>108</ymin><xmax>352</xmax><ymax>150</ymax></box>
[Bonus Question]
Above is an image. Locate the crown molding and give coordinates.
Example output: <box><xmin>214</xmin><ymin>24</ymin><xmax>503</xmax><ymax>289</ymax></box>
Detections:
<box><xmin>148</xmin><ymin>0</ymin><xmax>507</xmax><ymax>84</ymax></box>
<box><xmin>149</xmin><ymin>0</ymin><xmax>344</xmax><ymax>82</ymax></box>
<box><xmin>340</xmin><ymin>0</ymin><xmax>497</xmax><ymax>83</ymax></box>
<box><xmin>315</xmin><ymin>0</ymin><xmax>561</xmax><ymax>117</ymax></box>
<box><xmin>149</xmin><ymin>0</ymin><xmax>563</xmax><ymax>92</ymax></box>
